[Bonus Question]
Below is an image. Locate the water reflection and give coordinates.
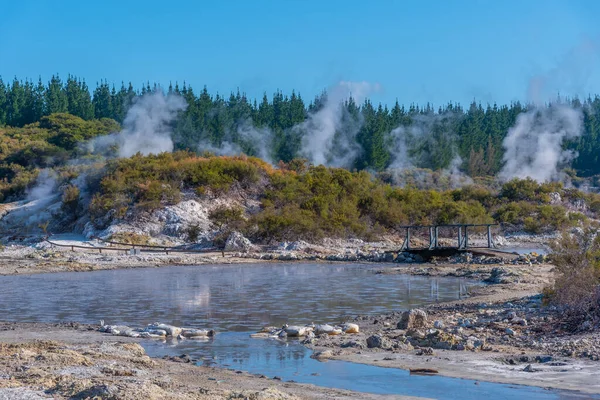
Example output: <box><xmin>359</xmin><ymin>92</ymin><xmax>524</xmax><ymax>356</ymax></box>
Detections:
<box><xmin>0</xmin><ymin>263</ymin><xmax>476</xmax><ymax>331</ymax></box>
<box><xmin>143</xmin><ymin>332</ymin><xmax>593</xmax><ymax>400</ymax></box>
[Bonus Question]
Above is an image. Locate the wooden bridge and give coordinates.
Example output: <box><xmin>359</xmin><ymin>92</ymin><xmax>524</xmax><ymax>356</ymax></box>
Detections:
<box><xmin>398</xmin><ymin>224</ymin><xmax>499</xmax><ymax>258</ymax></box>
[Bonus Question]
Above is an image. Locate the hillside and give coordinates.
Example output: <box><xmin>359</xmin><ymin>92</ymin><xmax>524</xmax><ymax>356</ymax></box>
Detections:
<box><xmin>1</xmin><ymin>148</ymin><xmax>598</xmax><ymax>248</ymax></box>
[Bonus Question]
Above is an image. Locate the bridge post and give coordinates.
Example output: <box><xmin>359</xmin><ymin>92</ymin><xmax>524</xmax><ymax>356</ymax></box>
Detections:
<box><xmin>428</xmin><ymin>227</ymin><xmax>434</xmax><ymax>249</ymax></box>
<box><xmin>487</xmin><ymin>225</ymin><xmax>494</xmax><ymax>248</ymax></box>
<box><xmin>405</xmin><ymin>227</ymin><xmax>410</xmax><ymax>250</ymax></box>
<box><xmin>464</xmin><ymin>226</ymin><xmax>469</xmax><ymax>249</ymax></box>
<box><xmin>458</xmin><ymin>226</ymin><xmax>462</xmax><ymax>249</ymax></box>
<box><xmin>434</xmin><ymin>226</ymin><xmax>439</xmax><ymax>248</ymax></box>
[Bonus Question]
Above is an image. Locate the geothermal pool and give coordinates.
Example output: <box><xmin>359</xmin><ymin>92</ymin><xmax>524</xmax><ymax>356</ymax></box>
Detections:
<box><xmin>0</xmin><ymin>263</ymin><xmax>591</xmax><ymax>399</ymax></box>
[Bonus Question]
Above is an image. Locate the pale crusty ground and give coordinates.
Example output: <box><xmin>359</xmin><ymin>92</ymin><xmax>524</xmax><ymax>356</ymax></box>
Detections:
<box><xmin>305</xmin><ymin>263</ymin><xmax>600</xmax><ymax>395</ymax></box>
<box><xmin>0</xmin><ymin>323</ymin><xmax>417</xmax><ymax>400</ymax></box>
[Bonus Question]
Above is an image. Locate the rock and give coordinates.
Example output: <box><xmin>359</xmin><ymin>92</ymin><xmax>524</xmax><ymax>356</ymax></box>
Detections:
<box><xmin>433</xmin><ymin>320</ymin><xmax>444</xmax><ymax>329</ymax></box>
<box><xmin>366</xmin><ymin>335</ymin><xmax>392</xmax><ymax>349</ymax></box>
<box><xmin>536</xmin><ymin>355</ymin><xmax>553</xmax><ymax>363</ymax></box>
<box><xmin>341</xmin><ymin>341</ymin><xmax>365</xmax><ymax>349</ymax></box>
<box><xmin>224</xmin><ymin>231</ymin><xmax>254</xmax><ymax>252</ymax></box>
<box><xmin>181</xmin><ymin>328</ymin><xmax>215</xmax><ymax>338</ymax></box>
<box><xmin>416</xmin><ymin>347</ymin><xmax>434</xmax><ymax>356</ymax></box>
<box><xmin>484</xmin><ymin>267</ymin><xmax>510</xmax><ymax>284</ymax></box>
<box><xmin>465</xmin><ymin>336</ymin><xmax>484</xmax><ymax>351</ymax></box>
<box><xmin>301</xmin><ymin>336</ymin><xmax>315</xmax><ymax>345</ymax></box>
<box><xmin>311</xmin><ymin>350</ymin><xmax>334</xmax><ymax>360</ymax></box>
<box><xmin>286</xmin><ymin>240</ymin><xmax>309</xmax><ymax>251</ymax></box>
<box><xmin>397</xmin><ymin>309</ymin><xmax>428</xmax><ymax>330</ymax></box>
<box><xmin>406</xmin><ymin>328</ymin><xmax>426</xmax><ymax>339</ymax></box>
<box><xmin>523</xmin><ymin>364</ymin><xmax>537</xmax><ymax>372</ymax></box>
<box><xmin>340</xmin><ymin>323</ymin><xmax>360</xmax><ymax>334</ymax></box>
<box><xmin>514</xmin><ymin>318</ymin><xmax>528</xmax><ymax>326</ymax></box>
<box><xmin>505</xmin><ymin>328</ymin><xmax>516</xmax><ymax>336</ymax></box>
<box><xmin>314</xmin><ymin>324</ymin><xmax>335</xmax><ymax>335</ymax></box>
<box><xmin>459</xmin><ymin>318</ymin><xmax>473</xmax><ymax>328</ymax></box>
<box><xmin>549</xmin><ymin>192</ymin><xmax>562</xmax><ymax>204</ymax></box>
<box><xmin>146</xmin><ymin>323</ymin><xmax>182</xmax><ymax>337</ymax></box>
<box><xmin>383</xmin><ymin>252</ymin><xmax>396</xmax><ymax>262</ymax></box>
<box><xmin>284</xmin><ymin>325</ymin><xmax>312</xmax><ymax>337</ymax></box>
<box><xmin>507</xmin><ymin>311</ymin><xmax>517</xmax><ymax>320</ymax></box>
<box><xmin>580</xmin><ymin>320</ymin><xmax>593</xmax><ymax>330</ymax></box>
<box><xmin>413</xmin><ymin>254</ymin><xmax>425</xmax><ymax>263</ymax></box>
<box><xmin>164</xmin><ymin>354</ymin><xmax>193</xmax><ymax>363</ymax></box>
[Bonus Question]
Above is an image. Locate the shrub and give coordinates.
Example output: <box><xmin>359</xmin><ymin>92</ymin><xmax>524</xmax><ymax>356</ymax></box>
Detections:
<box><xmin>108</xmin><ymin>232</ymin><xmax>152</xmax><ymax>246</ymax></box>
<box><xmin>500</xmin><ymin>178</ymin><xmax>561</xmax><ymax>203</ymax></box>
<box><xmin>208</xmin><ymin>205</ymin><xmax>245</xmax><ymax>230</ymax></box>
<box><xmin>61</xmin><ymin>185</ymin><xmax>80</xmax><ymax>216</ymax></box>
<box><xmin>549</xmin><ymin>228</ymin><xmax>600</xmax><ymax>327</ymax></box>
<box><xmin>186</xmin><ymin>223</ymin><xmax>202</xmax><ymax>243</ymax></box>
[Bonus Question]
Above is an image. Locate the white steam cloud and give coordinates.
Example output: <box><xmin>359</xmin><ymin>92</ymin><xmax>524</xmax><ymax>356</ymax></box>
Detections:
<box><xmin>297</xmin><ymin>81</ymin><xmax>379</xmax><ymax>167</ymax></box>
<box><xmin>90</xmin><ymin>92</ymin><xmax>187</xmax><ymax>157</ymax></box>
<box><xmin>387</xmin><ymin>112</ymin><xmax>471</xmax><ymax>188</ymax></box>
<box><xmin>499</xmin><ymin>105</ymin><xmax>583</xmax><ymax>182</ymax></box>
<box><xmin>26</xmin><ymin>169</ymin><xmax>58</xmax><ymax>205</ymax></box>
<box><xmin>197</xmin><ymin>80</ymin><xmax>379</xmax><ymax>168</ymax></box>
<box><xmin>198</xmin><ymin>118</ymin><xmax>274</xmax><ymax>164</ymax></box>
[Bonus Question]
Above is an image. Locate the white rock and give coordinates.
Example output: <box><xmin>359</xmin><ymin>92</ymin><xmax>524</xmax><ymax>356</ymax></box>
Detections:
<box><xmin>340</xmin><ymin>323</ymin><xmax>360</xmax><ymax>334</ymax></box>
<box><xmin>224</xmin><ymin>231</ymin><xmax>254</xmax><ymax>252</ymax></box>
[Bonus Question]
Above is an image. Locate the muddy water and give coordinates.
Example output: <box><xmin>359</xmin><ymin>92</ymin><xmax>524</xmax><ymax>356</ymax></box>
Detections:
<box><xmin>0</xmin><ymin>263</ymin><xmax>474</xmax><ymax>330</ymax></box>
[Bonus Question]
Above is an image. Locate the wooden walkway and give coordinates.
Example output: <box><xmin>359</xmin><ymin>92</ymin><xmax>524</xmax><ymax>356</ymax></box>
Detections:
<box><xmin>44</xmin><ymin>236</ymin><xmax>220</xmax><ymax>255</ymax></box>
<box><xmin>398</xmin><ymin>224</ymin><xmax>498</xmax><ymax>252</ymax></box>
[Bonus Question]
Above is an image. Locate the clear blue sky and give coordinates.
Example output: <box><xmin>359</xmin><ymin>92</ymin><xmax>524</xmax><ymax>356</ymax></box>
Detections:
<box><xmin>1</xmin><ymin>0</ymin><xmax>599</xmax><ymax>108</ymax></box>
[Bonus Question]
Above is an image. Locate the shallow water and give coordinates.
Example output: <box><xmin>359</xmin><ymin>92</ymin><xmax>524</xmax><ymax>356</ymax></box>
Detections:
<box><xmin>0</xmin><ymin>263</ymin><xmax>475</xmax><ymax>330</ymax></box>
<box><xmin>143</xmin><ymin>332</ymin><xmax>592</xmax><ymax>400</ymax></box>
<box><xmin>0</xmin><ymin>263</ymin><xmax>591</xmax><ymax>399</ymax></box>
<box><xmin>498</xmin><ymin>246</ymin><xmax>549</xmax><ymax>255</ymax></box>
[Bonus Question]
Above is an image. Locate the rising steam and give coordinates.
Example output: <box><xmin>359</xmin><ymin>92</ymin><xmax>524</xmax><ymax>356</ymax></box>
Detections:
<box><xmin>198</xmin><ymin>118</ymin><xmax>274</xmax><ymax>164</ymax></box>
<box><xmin>297</xmin><ymin>81</ymin><xmax>379</xmax><ymax>167</ymax></box>
<box><xmin>499</xmin><ymin>105</ymin><xmax>583</xmax><ymax>183</ymax></box>
<box><xmin>90</xmin><ymin>91</ymin><xmax>187</xmax><ymax>157</ymax></box>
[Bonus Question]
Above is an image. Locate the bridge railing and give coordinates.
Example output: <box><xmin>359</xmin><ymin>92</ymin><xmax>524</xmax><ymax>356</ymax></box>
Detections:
<box><xmin>396</xmin><ymin>224</ymin><xmax>499</xmax><ymax>251</ymax></box>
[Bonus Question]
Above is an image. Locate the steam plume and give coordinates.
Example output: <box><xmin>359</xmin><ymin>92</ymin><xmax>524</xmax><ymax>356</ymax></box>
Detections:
<box><xmin>499</xmin><ymin>105</ymin><xmax>583</xmax><ymax>183</ymax></box>
<box><xmin>90</xmin><ymin>91</ymin><xmax>187</xmax><ymax>157</ymax></box>
<box><xmin>297</xmin><ymin>81</ymin><xmax>379</xmax><ymax>167</ymax></box>
<box><xmin>198</xmin><ymin>118</ymin><xmax>274</xmax><ymax>164</ymax></box>
<box><xmin>26</xmin><ymin>169</ymin><xmax>58</xmax><ymax>205</ymax></box>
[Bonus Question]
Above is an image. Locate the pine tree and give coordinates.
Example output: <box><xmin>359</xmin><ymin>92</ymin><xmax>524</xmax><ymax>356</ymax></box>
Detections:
<box><xmin>45</xmin><ymin>74</ymin><xmax>68</xmax><ymax>114</ymax></box>
<box><xmin>7</xmin><ymin>78</ymin><xmax>26</xmax><ymax>126</ymax></box>
<box><xmin>93</xmin><ymin>80</ymin><xmax>113</xmax><ymax>119</ymax></box>
<box><xmin>0</xmin><ymin>77</ymin><xmax>7</xmax><ymax>125</ymax></box>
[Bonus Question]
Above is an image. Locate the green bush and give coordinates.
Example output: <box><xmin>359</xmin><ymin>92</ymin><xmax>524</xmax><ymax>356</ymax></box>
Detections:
<box><xmin>209</xmin><ymin>205</ymin><xmax>245</xmax><ymax>230</ymax></box>
<box><xmin>186</xmin><ymin>223</ymin><xmax>202</xmax><ymax>243</ymax></box>
<box><xmin>61</xmin><ymin>184</ymin><xmax>80</xmax><ymax>216</ymax></box>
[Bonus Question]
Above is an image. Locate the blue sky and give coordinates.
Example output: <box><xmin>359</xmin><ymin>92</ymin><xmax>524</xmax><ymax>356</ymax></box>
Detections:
<box><xmin>1</xmin><ymin>0</ymin><xmax>599</xmax><ymax>107</ymax></box>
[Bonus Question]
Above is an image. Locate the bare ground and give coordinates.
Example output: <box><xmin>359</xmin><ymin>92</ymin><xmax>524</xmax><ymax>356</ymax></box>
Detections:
<box><xmin>0</xmin><ymin>323</ymin><xmax>414</xmax><ymax>400</ymax></box>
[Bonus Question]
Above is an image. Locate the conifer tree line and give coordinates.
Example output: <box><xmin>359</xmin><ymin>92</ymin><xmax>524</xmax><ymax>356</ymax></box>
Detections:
<box><xmin>1</xmin><ymin>74</ymin><xmax>600</xmax><ymax>177</ymax></box>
